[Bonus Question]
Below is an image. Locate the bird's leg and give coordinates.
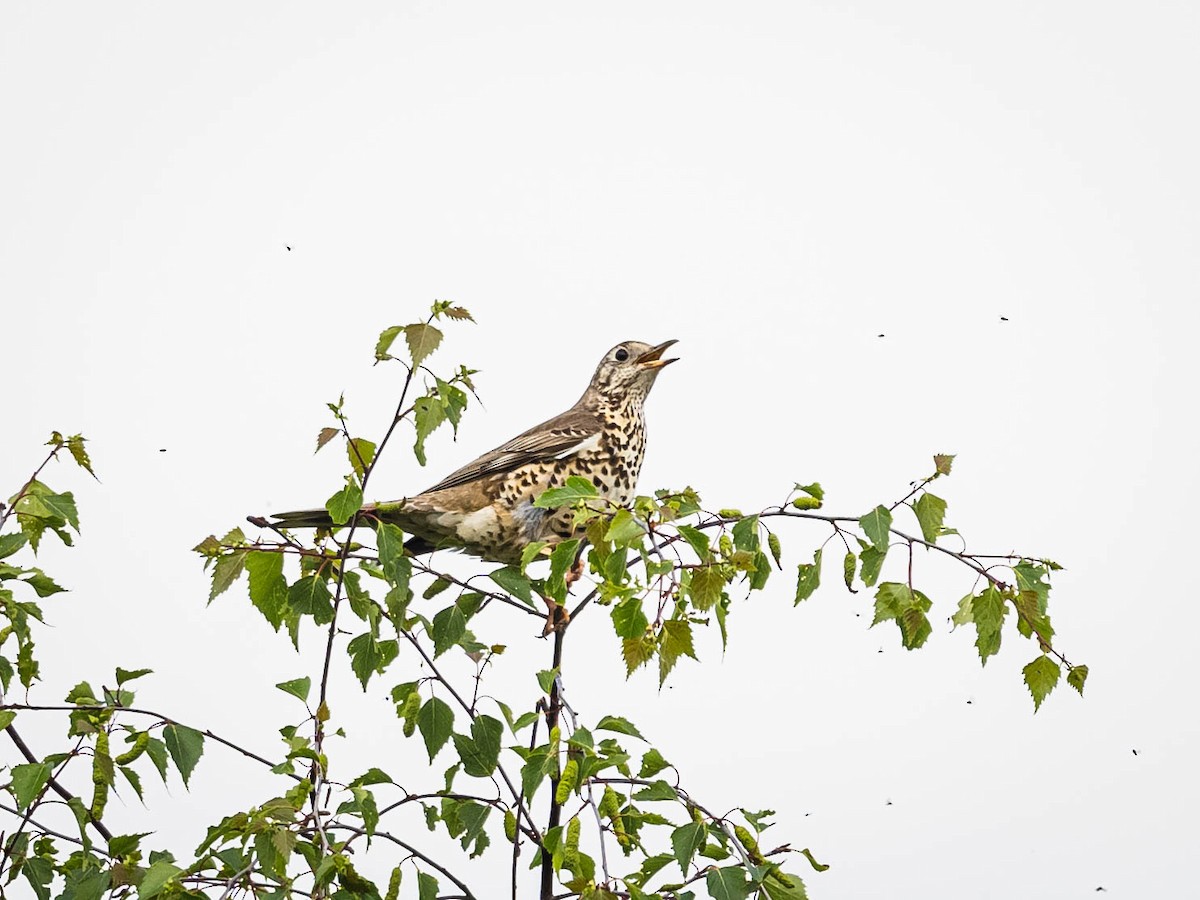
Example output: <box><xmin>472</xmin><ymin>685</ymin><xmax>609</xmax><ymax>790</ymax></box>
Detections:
<box><xmin>540</xmin><ymin>594</ymin><xmax>570</xmax><ymax>636</ymax></box>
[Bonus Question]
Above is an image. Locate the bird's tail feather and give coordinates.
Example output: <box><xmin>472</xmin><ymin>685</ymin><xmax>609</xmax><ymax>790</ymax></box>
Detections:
<box><xmin>265</xmin><ymin>507</ymin><xmax>339</xmax><ymax>529</ymax></box>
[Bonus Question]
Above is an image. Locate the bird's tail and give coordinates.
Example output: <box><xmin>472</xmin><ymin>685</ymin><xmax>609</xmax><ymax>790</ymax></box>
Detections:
<box><xmin>255</xmin><ymin>507</ymin><xmax>341</xmax><ymax>530</ymax></box>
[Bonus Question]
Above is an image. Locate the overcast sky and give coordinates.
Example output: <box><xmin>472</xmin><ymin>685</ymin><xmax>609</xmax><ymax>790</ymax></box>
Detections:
<box><xmin>3</xmin><ymin>3</ymin><xmax>1198</xmax><ymax>898</ymax></box>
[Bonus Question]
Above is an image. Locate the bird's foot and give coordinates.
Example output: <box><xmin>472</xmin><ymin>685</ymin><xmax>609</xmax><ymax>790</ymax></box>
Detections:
<box><xmin>540</xmin><ymin>597</ymin><xmax>571</xmax><ymax>637</ymax></box>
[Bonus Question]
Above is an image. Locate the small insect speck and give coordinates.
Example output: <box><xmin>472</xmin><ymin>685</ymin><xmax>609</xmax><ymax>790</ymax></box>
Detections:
<box><xmin>158</xmin><ymin>448</ymin><xmax>167</xmax><ymax>453</ymax></box>
<box><xmin>966</xmin><ymin>699</ymin><xmax>973</xmax><ymax>705</ymax></box>
<box><xmin>1000</xmin><ymin>316</ymin><xmax>1009</xmax><ymax>321</ymax></box>
<box><xmin>885</xmin><ymin>799</ymin><xmax>893</xmax><ymax>806</ymax></box>
<box><xmin>877</xmin><ymin>333</ymin><xmax>885</xmax><ymax>338</ymax></box>
<box><xmin>1132</xmin><ymin>749</ymin><xmax>1138</xmax><ymax>756</ymax></box>
<box><xmin>286</xmin><ymin>245</ymin><xmax>292</xmax><ymax>251</ymax></box>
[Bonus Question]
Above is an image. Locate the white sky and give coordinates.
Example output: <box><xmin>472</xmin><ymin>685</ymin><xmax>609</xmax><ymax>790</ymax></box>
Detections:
<box><xmin>3</xmin><ymin>2</ymin><xmax>1198</xmax><ymax>898</ymax></box>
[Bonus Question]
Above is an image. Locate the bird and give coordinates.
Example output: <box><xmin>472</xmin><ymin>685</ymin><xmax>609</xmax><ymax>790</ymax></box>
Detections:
<box><xmin>262</xmin><ymin>340</ymin><xmax>678</xmax><ymax>566</ymax></box>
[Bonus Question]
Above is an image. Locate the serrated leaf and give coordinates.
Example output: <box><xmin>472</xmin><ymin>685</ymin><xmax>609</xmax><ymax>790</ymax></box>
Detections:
<box><xmin>638</xmin><ymin>748</ymin><xmax>671</xmax><ymax>777</ymax></box>
<box><xmin>347</xmin><ymin>437</ymin><xmax>377</xmax><ymax>480</ymax></box>
<box><xmin>796</xmin><ymin>482</ymin><xmax>824</xmax><ymax>501</ymax></box>
<box><xmin>610</xmin><ymin>597</ymin><xmax>648</xmax><ymax>640</ymax></box>
<box><xmin>0</xmin><ymin>532</ymin><xmax>29</xmax><ymax>560</ymax></box>
<box><xmin>10</xmin><ymin>762</ymin><xmax>51</xmax><ymax>809</ymax></box>
<box><xmin>404</xmin><ymin>323</ymin><xmax>444</xmax><ymax>367</ymax></box>
<box><xmin>972</xmin><ymin>587</ymin><xmax>1007</xmax><ymax>664</ymax></box>
<box><xmin>115</xmin><ymin>667</ymin><xmax>152</xmax><ymax>686</ymax></box>
<box><xmin>633</xmin><ymin>779</ymin><xmax>678</xmax><ymax>801</ymax></box>
<box><xmin>442</xmin><ymin>306</ymin><xmax>474</xmax><ymax>321</ymax></box>
<box><xmin>276</xmin><ymin>677</ymin><xmax>311</xmax><ymax>703</ymax></box>
<box><xmin>288</xmin><ymin>575</ymin><xmax>334</xmax><ymax>624</ymax></box>
<box><xmin>658</xmin><ymin>619</ymin><xmax>697</xmax><ymax>685</ymax></box>
<box><xmin>671</xmin><ymin>821</ymin><xmax>706</xmax><ymax>875</ymax></box>
<box><xmin>762</xmin><ymin>870</ymin><xmax>808</xmax><ymax>900</ymax></box>
<box><xmin>1067</xmin><ymin>664</ymin><xmax>1089</xmax><ymax>695</ymax></box>
<box><xmin>859</xmin><ymin>543</ymin><xmax>886</xmax><ymax>587</ymax></box>
<box><xmin>417</xmin><ymin>871</ymin><xmax>438</xmax><ymax>900</ymax></box>
<box><xmin>66</xmin><ymin>434</ymin><xmax>97</xmax><ymax>478</ymax></box>
<box><xmin>622</xmin><ymin>636</ymin><xmax>655</xmax><ymax>676</ymax></box>
<box><xmin>688</xmin><ymin>566</ymin><xmax>724</xmax><ymax>611</ymax></box>
<box><xmin>245</xmin><ymin>551</ymin><xmax>288</xmax><ymax>630</ymax></box>
<box><xmin>794</xmin><ymin>549</ymin><xmax>822</xmax><ymax>603</ymax></box>
<box><xmin>431</xmin><ymin>604</ymin><xmax>467</xmax><ymax>658</ymax></box>
<box><xmin>163</xmin><ymin>724</ymin><xmax>204</xmax><ymax>787</ymax></box>
<box><xmin>418</xmin><ymin>698</ymin><xmax>454</xmax><ymax>761</ymax></box>
<box><xmin>677</xmin><ymin>524</ymin><xmax>711</xmax><ymax>560</ymax></box>
<box><xmin>315</xmin><ymin>427</ymin><xmax>339</xmax><ymax>453</ymax></box>
<box><xmin>606</xmin><ymin>509</ymin><xmax>646</xmax><ymax>546</ymax></box>
<box><xmin>933</xmin><ymin>454</ymin><xmax>955</xmax><ymax>476</ymax></box>
<box><xmin>595</xmin><ymin>715</ymin><xmax>645</xmax><ymax>740</ymax></box>
<box><xmin>348</xmin><ymin>633</ymin><xmax>399</xmax><ymax>688</ymax></box>
<box><xmin>859</xmin><ymin>505</ymin><xmax>892</xmax><ymax>550</ymax></box>
<box><xmin>325</xmin><ymin>480</ymin><xmax>364</xmax><ymax>526</ymax></box>
<box><xmin>913</xmin><ymin>493</ymin><xmax>947</xmax><ymax>543</ymax></box>
<box><xmin>1023</xmin><ymin>655</ymin><xmax>1061</xmax><ymax>711</ymax></box>
<box><xmin>138</xmin><ymin>860</ymin><xmax>182</xmax><ymax>898</ymax></box>
<box><xmin>376</xmin><ymin>325</ymin><xmax>402</xmax><ymax>360</ymax></box>
<box><xmin>534</xmin><ymin>476</ymin><xmax>599</xmax><ymax>509</ymax></box>
<box><xmin>451</xmin><ymin>715</ymin><xmax>502</xmax><ymax>777</ymax></box>
<box><xmin>490</xmin><ymin>566</ymin><xmax>533</xmax><ymax>604</ymax></box>
<box><xmin>208</xmin><ymin>550</ymin><xmax>247</xmax><ymax>602</ymax></box>
<box><xmin>707</xmin><ymin>866</ymin><xmax>753</xmax><ymax>900</ymax></box>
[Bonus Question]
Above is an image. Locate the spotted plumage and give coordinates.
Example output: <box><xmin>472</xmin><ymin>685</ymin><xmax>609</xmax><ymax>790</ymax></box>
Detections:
<box><xmin>267</xmin><ymin>340</ymin><xmax>678</xmax><ymax>563</ymax></box>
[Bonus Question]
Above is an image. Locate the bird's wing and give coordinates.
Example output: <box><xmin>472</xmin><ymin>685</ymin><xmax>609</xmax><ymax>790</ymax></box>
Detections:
<box><xmin>420</xmin><ymin>408</ymin><xmax>602</xmax><ymax>494</ymax></box>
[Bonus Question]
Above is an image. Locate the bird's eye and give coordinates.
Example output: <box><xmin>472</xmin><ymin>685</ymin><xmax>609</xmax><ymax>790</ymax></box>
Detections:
<box><xmin>614</xmin><ymin>347</ymin><xmax>630</xmax><ymax>362</ymax></box>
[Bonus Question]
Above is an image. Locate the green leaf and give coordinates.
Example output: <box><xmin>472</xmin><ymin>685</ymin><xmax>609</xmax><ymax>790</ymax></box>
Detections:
<box><xmin>431</xmin><ymin>604</ymin><xmax>467</xmax><ymax>658</ymax></box>
<box><xmin>115</xmin><ymin>667</ymin><xmax>152</xmax><ymax>686</ymax></box>
<box><xmin>761</xmin><ymin>870</ymin><xmax>808</xmax><ymax>900</ymax></box>
<box><xmin>490</xmin><ymin>566</ymin><xmax>534</xmax><ymax>604</ymax></box>
<box><xmin>347</xmin><ymin>437</ymin><xmax>377</xmax><ymax>480</ymax></box>
<box><xmin>0</xmin><ymin>710</ymin><xmax>14</xmax><ymax>730</ymax></box>
<box><xmin>405</xmin><ymin>323</ymin><xmax>444</xmax><ymax>367</ymax></box>
<box><xmin>451</xmin><ymin>715</ymin><xmax>502</xmax><ymax>777</ymax></box>
<box><xmin>1023</xmin><ymin>655</ymin><xmax>1061</xmax><ymax>712</ymax></box>
<box><xmin>688</xmin><ymin>567</ymin><xmax>724</xmax><ymax>612</ymax></box>
<box><xmin>859</xmin><ymin>543</ymin><xmax>886</xmax><ymax>587</ymax></box>
<box><xmin>208</xmin><ymin>550</ymin><xmax>247</xmax><ymax>602</ymax></box>
<box><xmin>0</xmin><ymin>532</ymin><xmax>28</xmax><ymax>560</ymax></box>
<box><xmin>794</xmin><ymin>549</ymin><xmax>822</xmax><ymax>603</ymax></box>
<box><xmin>21</xmin><ymin>570</ymin><xmax>64</xmax><ymax>597</ymax></box>
<box><xmin>276</xmin><ymin>677</ymin><xmax>311</xmax><ymax>703</ymax></box>
<box><xmin>933</xmin><ymin>453</ymin><xmax>955</xmax><ymax>476</ymax></box>
<box><xmin>671</xmin><ymin>821</ymin><xmax>706</xmax><ymax>875</ymax></box>
<box><xmin>348</xmin><ymin>633</ymin><xmax>399</xmax><ymax>688</ymax></box>
<box><xmin>731</xmin><ymin>515</ymin><xmax>760</xmax><ymax>552</ymax></box>
<box><xmin>375</xmin><ymin>325</ymin><xmax>402</xmax><ymax>360</ymax></box>
<box><xmin>412</xmin><ymin>395</ymin><xmax>446</xmax><ymax>466</ymax></box>
<box><xmin>596</xmin><ymin>715</ymin><xmax>645</xmax><ymax>740</ymax></box>
<box><xmin>796</xmin><ymin>482</ymin><xmax>824</xmax><ymax>501</ymax></box>
<box><xmin>9</xmin><ymin>762</ymin><xmax>51</xmax><ymax>810</ymax></box>
<box><xmin>677</xmin><ymin>525</ymin><xmax>711</xmax><ymax>560</ymax></box>
<box><xmin>972</xmin><ymin>587</ymin><xmax>1007</xmax><ymax>664</ymax></box>
<box><xmin>799</xmin><ymin>847</ymin><xmax>830</xmax><ymax>872</ymax></box>
<box><xmin>163</xmin><ymin>724</ymin><xmax>204</xmax><ymax>786</ymax></box>
<box><xmin>659</xmin><ymin>619</ymin><xmax>697</xmax><ymax>685</ymax></box>
<box><xmin>546</xmin><ymin>538</ymin><xmax>581</xmax><ymax>602</ymax></box>
<box><xmin>913</xmin><ymin>493</ymin><xmax>947</xmax><ymax>543</ymax></box>
<box><xmin>606</xmin><ymin>509</ymin><xmax>646</xmax><ymax>546</ymax></box>
<box><xmin>325</xmin><ymin>480</ymin><xmax>364</xmax><ymax>526</ymax></box>
<box><xmin>138</xmin><ymin>860</ymin><xmax>182</xmax><ymax>898</ymax></box>
<box><xmin>534</xmin><ymin>475</ymin><xmax>599</xmax><ymax>509</ymax></box>
<box><xmin>536</xmin><ymin>668</ymin><xmax>559</xmax><ymax>695</ymax></box>
<box><xmin>611</xmin><ymin>596</ymin><xmax>649</xmax><ymax>638</ymax></box>
<box><xmin>872</xmin><ymin>583</ymin><xmax>933</xmax><ymax>649</ymax></box>
<box><xmin>622</xmin><ymin>636</ymin><xmax>655</xmax><ymax>676</ymax></box>
<box><xmin>638</xmin><ymin>748</ymin><xmax>671</xmax><ymax>778</ymax></box>
<box><xmin>417</xmin><ymin>871</ymin><xmax>438</xmax><ymax>900</ymax></box>
<box><xmin>859</xmin><ymin>505</ymin><xmax>892</xmax><ymax>550</ymax></box>
<box><xmin>707</xmin><ymin>865</ymin><xmax>753</xmax><ymax>900</ymax></box>
<box><xmin>289</xmin><ymin>575</ymin><xmax>334</xmax><ymax>624</ymax></box>
<box><xmin>1067</xmin><ymin>664</ymin><xmax>1089</xmax><ymax>696</ymax></box>
<box><xmin>245</xmin><ymin>551</ymin><xmax>288</xmax><ymax>630</ymax></box>
<box><xmin>417</xmin><ymin>698</ymin><xmax>454</xmax><ymax>761</ymax></box>
<box><xmin>633</xmin><ymin>779</ymin><xmax>678</xmax><ymax>801</ymax></box>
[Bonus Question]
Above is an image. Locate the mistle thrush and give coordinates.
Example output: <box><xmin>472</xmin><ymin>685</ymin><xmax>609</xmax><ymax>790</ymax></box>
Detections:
<box><xmin>265</xmin><ymin>340</ymin><xmax>678</xmax><ymax>564</ymax></box>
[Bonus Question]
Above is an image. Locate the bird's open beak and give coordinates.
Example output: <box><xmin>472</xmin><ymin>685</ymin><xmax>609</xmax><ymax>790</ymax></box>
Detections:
<box><xmin>637</xmin><ymin>339</ymin><xmax>679</xmax><ymax>370</ymax></box>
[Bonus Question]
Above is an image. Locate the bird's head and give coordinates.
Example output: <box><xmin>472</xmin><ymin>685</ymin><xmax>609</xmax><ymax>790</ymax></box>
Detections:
<box><xmin>586</xmin><ymin>339</ymin><xmax>678</xmax><ymax>406</ymax></box>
